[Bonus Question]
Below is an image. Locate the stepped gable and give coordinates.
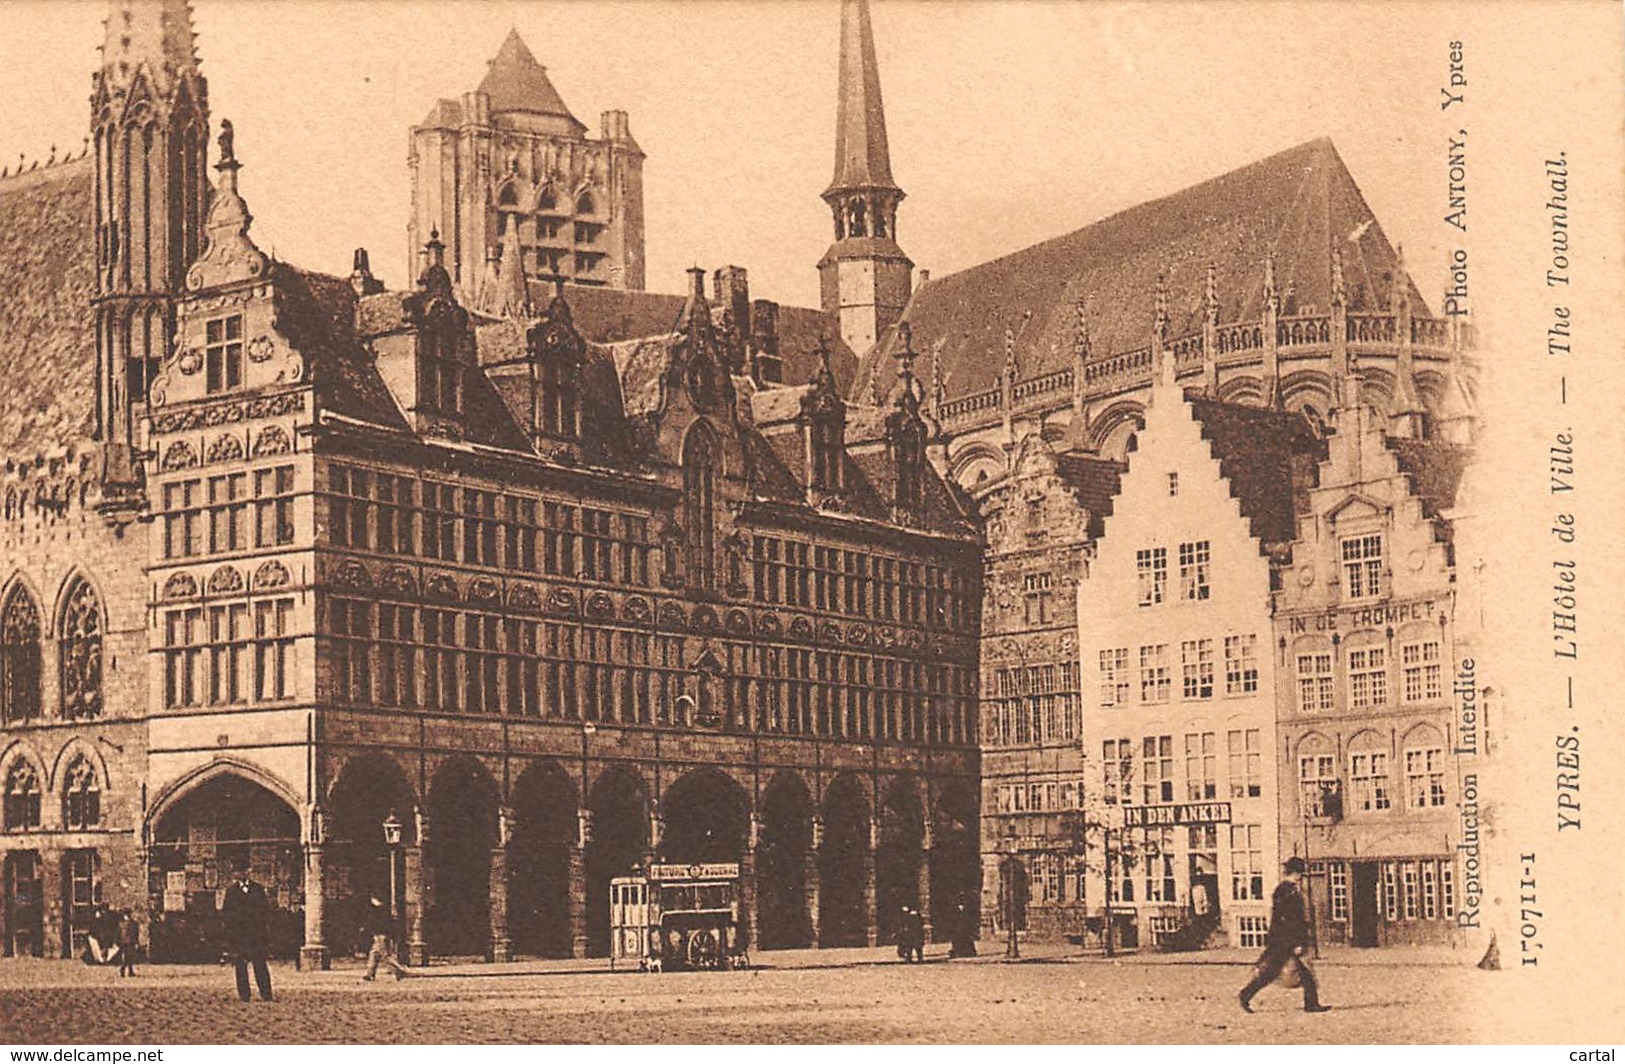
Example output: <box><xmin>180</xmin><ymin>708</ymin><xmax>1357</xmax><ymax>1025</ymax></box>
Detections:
<box><xmin>1386</xmin><ymin>435</ymin><xmax>1470</xmax><ymax>523</ymax></box>
<box><xmin>857</xmin><ymin>138</ymin><xmax>1430</xmax><ymax>402</ymax></box>
<box><xmin>1053</xmin><ymin>451</ymin><xmax>1124</xmax><ymax>538</ymax></box>
<box><xmin>0</xmin><ymin>158</ymin><xmax>97</xmax><ymax>455</ymax></box>
<box><xmin>1186</xmin><ymin>396</ymin><xmax>1325</xmax><ymax>547</ymax></box>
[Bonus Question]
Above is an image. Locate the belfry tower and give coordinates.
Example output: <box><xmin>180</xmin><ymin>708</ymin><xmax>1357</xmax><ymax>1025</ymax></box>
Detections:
<box><xmin>818</xmin><ymin>0</ymin><xmax>912</xmax><ymax>357</ymax></box>
<box><xmin>91</xmin><ymin>0</ymin><xmax>209</xmax><ymax>488</ymax></box>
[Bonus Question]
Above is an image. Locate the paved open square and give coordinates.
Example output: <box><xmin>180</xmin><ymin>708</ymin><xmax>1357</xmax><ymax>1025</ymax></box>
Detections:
<box><xmin>1</xmin><ymin>945</ymin><xmax>1505</xmax><ymax>1044</ymax></box>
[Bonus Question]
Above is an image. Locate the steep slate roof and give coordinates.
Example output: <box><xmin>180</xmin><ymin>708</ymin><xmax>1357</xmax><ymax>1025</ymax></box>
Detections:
<box><xmin>477</xmin><ymin>30</ymin><xmax>582</xmax><ymax>127</ymax></box>
<box><xmin>1386</xmin><ymin>436</ymin><xmax>1470</xmax><ymax>522</ymax></box>
<box><xmin>1053</xmin><ymin>452</ymin><xmax>1124</xmax><ymax>539</ymax></box>
<box><xmin>531</xmin><ymin>281</ymin><xmax>858</xmax><ymax>394</ymax></box>
<box><xmin>1186</xmin><ymin>396</ymin><xmax>1325</xmax><ymax>546</ymax></box>
<box><xmin>856</xmin><ymin>138</ymin><xmax>1431</xmax><ymax>402</ymax></box>
<box><xmin>0</xmin><ymin>159</ymin><xmax>97</xmax><ymax>456</ymax></box>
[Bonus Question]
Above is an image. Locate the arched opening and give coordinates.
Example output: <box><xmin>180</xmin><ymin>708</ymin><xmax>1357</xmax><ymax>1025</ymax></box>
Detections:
<box><xmin>1</xmin><ymin>585</ymin><xmax>42</xmax><ymax>723</ymax></box>
<box><xmin>660</xmin><ymin>768</ymin><xmax>748</xmax><ymax>866</ymax></box>
<box><xmin>585</xmin><ymin>767</ymin><xmax>648</xmax><ymax>956</ymax></box>
<box><xmin>756</xmin><ymin>772</ymin><xmax>812</xmax><ymax>950</ymax></box>
<box><xmin>509</xmin><ymin>760</ymin><xmax>576</xmax><ymax>958</ymax></box>
<box><xmin>876</xmin><ymin>779</ymin><xmax>924</xmax><ymax>946</ymax></box>
<box><xmin>425</xmin><ymin>758</ymin><xmax>499</xmax><ymax>958</ymax></box>
<box><xmin>148</xmin><ymin>772</ymin><xmax>302</xmax><ymax>963</ymax></box>
<box><xmin>328</xmin><ymin>754</ymin><xmax>417</xmax><ymax>958</ymax></box>
<box><xmin>58</xmin><ymin>577</ymin><xmax>103</xmax><ymax>720</ymax></box>
<box><xmin>818</xmin><ymin>774</ymin><xmax>869</xmax><ymax>947</ymax></box>
<box><xmin>930</xmin><ymin>781</ymin><xmax>979</xmax><ymax>944</ymax></box>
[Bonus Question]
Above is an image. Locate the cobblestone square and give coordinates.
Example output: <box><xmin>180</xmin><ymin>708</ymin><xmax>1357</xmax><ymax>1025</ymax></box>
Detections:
<box><xmin>0</xmin><ymin>945</ymin><xmax>1517</xmax><ymax>1044</ymax></box>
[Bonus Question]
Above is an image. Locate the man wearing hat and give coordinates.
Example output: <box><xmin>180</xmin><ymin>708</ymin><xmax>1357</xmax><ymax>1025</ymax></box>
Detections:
<box><xmin>220</xmin><ymin>865</ymin><xmax>275</xmax><ymax>1002</ymax></box>
<box><xmin>1239</xmin><ymin>856</ymin><xmax>1329</xmax><ymax>1013</ymax></box>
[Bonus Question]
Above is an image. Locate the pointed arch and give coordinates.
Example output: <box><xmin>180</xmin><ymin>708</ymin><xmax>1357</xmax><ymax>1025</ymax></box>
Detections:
<box><xmin>145</xmin><ymin>757</ymin><xmax>303</xmax><ymax>839</ymax></box>
<box><xmin>60</xmin><ymin>752</ymin><xmax>103</xmax><ymax>830</ymax></box>
<box><xmin>3</xmin><ymin>754</ymin><xmax>44</xmax><ymax>832</ymax></box>
<box><xmin>49</xmin><ymin>736</ymin><xmax>111</xmax><ymax>796</ymax></box>
<box><xmin>1</xmin><ymin>581</ymin><xmax>43</xmax><ymax>723</ymax></box>
<box><xmin>57</xmin><ymin>574</ymin><xmax>104</xmax><ymax>720</ymax></box>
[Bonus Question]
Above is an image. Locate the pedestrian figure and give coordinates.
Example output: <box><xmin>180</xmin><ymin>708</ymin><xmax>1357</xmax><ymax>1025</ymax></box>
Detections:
<box><xmin>221</xmin><ymin>866</ymin><xmax>275</xmax><ymax>1002</ymax></box>
<box><xmin>896</xmin><ymin>906</ymin><xmax>912</xmax><ymax>961</ymax></box>
<box><xmin>361</xmin><ymin>895</ymin><xmax>410</xmax><ymax>982</ymax></box>
<box><xmin>116</xmin><ymin>909</ymin><xmax>140</xmax><ymax>977</ymax></box>
<box><xmin>1239</xmin><ymin>857</ymin><xmax>1329</xmax><ymax>1014</ymax></box>
<box><xmin>948</xmin><ymin>895</ymin><xmax>976</xmax><ymax>958</ymax></box>
<box><xmin>904</xmin><ymin>905</ymin><xmax>925</xmax><ymax>963</ymax></box>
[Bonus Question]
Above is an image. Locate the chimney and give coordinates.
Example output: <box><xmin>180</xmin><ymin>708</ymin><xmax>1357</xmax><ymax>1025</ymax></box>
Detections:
<box><xmin>601</xmin><ymin>110</ymin><xmax>632</xmax><ymax>143</ymax></box>
<box><xmin>350</xmin><ymin>247</ymin><xmax>384</xmax><ymax>297</ymax></box>
<box><xmin>918</xmin><ymin>269</ymin><xmax>930</xmax><ymax>284</ymax></box>
<box><xmin>750</xmin><ymin>299</ymin><xmax>782</xmax><ymax>385</ymax></box>
<box><xmin>713</xmin><ymin>266</ymin><xmax>751</xmax><ymax>341</ymax></box>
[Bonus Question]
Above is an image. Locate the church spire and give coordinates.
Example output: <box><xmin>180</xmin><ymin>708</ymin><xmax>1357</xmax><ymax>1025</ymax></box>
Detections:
<box><xmin>827</xmin><ymin>0</ymin><xmax>899</xmax><ymax>197</ymax></box>
<box><xmin>818</xmin><ymin>0</ymin><xmax>912</xmax><ymax>365</ymax></box>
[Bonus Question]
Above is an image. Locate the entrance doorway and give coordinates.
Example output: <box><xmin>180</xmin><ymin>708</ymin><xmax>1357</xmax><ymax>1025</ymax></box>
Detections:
<box><xmin>3</xmin><ymin>851</ymin><xmax>43</xmax><ymax>956</ymax></box>
<box><xmin>1351</xmin><ymin>861</ymin><xmax>1379</xmax><ymax>947</ymax></box>
<box><xmin>62</xmin><ymin>849</ymin><xmax>102</xmax><ymax>958</ymax></box>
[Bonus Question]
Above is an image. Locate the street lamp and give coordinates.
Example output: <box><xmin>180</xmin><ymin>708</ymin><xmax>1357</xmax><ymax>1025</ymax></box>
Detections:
<box><xmin>382</xmin><ymin>810</ymin><xmax>403</xmax><ymax>935</ymax></box>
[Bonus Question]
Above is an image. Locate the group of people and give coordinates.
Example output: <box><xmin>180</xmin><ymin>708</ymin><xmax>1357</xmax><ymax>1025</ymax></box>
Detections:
<box><xmin>80</xmin><ymin>904</ymin><xmax>141</xmax><ymax>976</ymax></box>
<box><xmin>894</xmin><ymin>896</ymin><xmax>979</xmax><ymax>963</ymax></box>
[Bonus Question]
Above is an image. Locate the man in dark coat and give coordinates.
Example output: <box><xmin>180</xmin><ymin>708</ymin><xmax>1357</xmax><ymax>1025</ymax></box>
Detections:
<box><xmin>902</xmin><ymin>905</ymin><xmax>925</xmax><ymax>963</ymax></box>
<box><xmin>361</xmin><ymin>895</ymin><xmax>410</xmax><ymax>982</ymax></box>
<box><xmin>220</xmin><ymin>868</ymin><xmax>274</xmax><ymax>1002</ymax></box>
<box><xmin>1239</xmin><ymin>857</ymin><xmax>1328</xmax><ymax>1013</ymax></box>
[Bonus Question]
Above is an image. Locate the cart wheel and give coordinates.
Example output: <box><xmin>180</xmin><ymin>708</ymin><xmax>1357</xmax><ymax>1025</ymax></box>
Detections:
<box><xmin>687</xmin><ymin>928</ymin><xmax>720</xmax><ymax>970</ymax></box>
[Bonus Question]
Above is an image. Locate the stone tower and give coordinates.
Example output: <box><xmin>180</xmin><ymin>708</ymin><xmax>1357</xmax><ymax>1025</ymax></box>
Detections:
<box><xmin>90</xmin><ymin>0</ymin><xmax>209</xmax><ymax>490</ymax></box>
<box><xmin>818</xmin><ymin>0</ymin><xmax>912</xmax><ymax>357</ymax></box>
<box><xmin>409</xmin><ymin>30</ymin><xmax>646</xmax><ymax>303</ymax></box>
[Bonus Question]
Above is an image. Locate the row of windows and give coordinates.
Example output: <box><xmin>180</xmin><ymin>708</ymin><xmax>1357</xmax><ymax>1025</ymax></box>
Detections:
<box><xmin>1106</xmin><ymin>823</ymin><xmax>1265</xmax><ymax>904</ymax></box>
<box><xmin>1323</xmin><ymin>859</ymin><xmax>1457</xmax><ymax>922</ymax></box>
<box><xmin>1098</xmin><ymin>633</ymin><xmax>1259</xmax><ymax>707</ymax></box>
<box><xmin>326</xmin><ymin>600</ymin><xmax>977</xmax><ymax>746</ymax></box>
<box><xmin>989</xmin><ymin>778</ymin><xmax>1088</xmax><ymax>815</ymax></box>
<box><xmin>3</xmin><ymin>756</ymin><xmax>102</xmax><ymax>832</ymax></box>
<box><xmin>1100</xmin><ymin>730</ymin><xmax>1263</xmax><ymax>805</ymax></box>
<box><xmin>1</xmin><ymin>578</ymin><xmax>104</xmax><ymax>723</ymax></box>
<box><xmin>161</xmin><ymin>465</ymin><xmax>296</xmax><ymax>559</ymax></box>
<box><xmin>1135</xmin><ymin>540</ymin><xmax>1210</xmax><ymax>607</ymax></box>
<box><xmin>161</xmin><ymin>600</ymin><xmax>296</xmax><ymax>709</ymax></box>
<box><xmin>751</xmin><ymin>535</ymin><xmax>969</xmax><ymax>629</ymax></box>
<box><xmin>1298</xmin><ymin>744</ymin><xmax>1449</xmax><ymax>817</ymax></box>
<box><xmin>983</xmin><ymin>662</ymin><xmax>1080</xmax><ymax>747</ymax></box>
<box><xmin>1296</xmin><ymin>639</ymin><xmax>1443</xmax><ymax>713</ymax></box>
<box><xmin>329</xmin><ymin>470</ymin><xmax>657</xmax><ymax>585</ymax></box>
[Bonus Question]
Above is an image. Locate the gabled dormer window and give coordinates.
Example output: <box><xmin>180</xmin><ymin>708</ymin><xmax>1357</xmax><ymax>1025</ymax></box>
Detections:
<box><xmin>683</xmin><ymin>423</ymin><xmax>719</xmax><ymax>590</ymax></box>
<box><xmin>894</xmin><ymin>417</ymin><xmax>924</xmax><ymax>511</ymax></box>
<box><xmin>422</xmin><ymin>330</ymin><xmax>463</xmax><ymax>415</ymax></box>
<box><xmin>810</xmin><ymin>415</ymin><xmax>843</xmax><ymax>491</ymax></box>
<box><xmin>205</xmin><ymin>314</ymin><xmax>244</xmax><ymax>393</ymax></box>
<box><xmin>541</xmin><ymin>354</ymin><xmax>578</xmax><ymax>438</ymax></box>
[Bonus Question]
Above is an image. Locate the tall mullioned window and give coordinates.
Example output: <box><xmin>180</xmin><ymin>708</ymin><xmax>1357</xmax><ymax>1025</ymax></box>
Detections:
<box><xmin>58</xmin><ymin>579</ymin><xmax>103</xmax><ymax>720</ymax></box>
<box><xmin>205</xmin><ymin>314</ymin><xmax>244</xmax><ymax>393</ymax></box>
<box><xmin>1138</xmin><ymin>644</ymin><xmax>1170</xmax><ymax>703</ymax></box>
<box><xmin>1178</xmin><ymin>540</ymin><xmax>1211</xmax><ymax>601</ymax></box>
<box><xmin>683</xmin><ymin>425</ymin><xmax>719</xmax><ymax>589</ymax></box>
<box><xmin>1224</xmin><ymin>634</ymin><xmax>1258</xmax><ymax>695</ymax></box>
<box><xmin>1</xmin><ymin>586</ymin><xmax>42</xmax><ymax>724</ymax></box>
<box><xmin>1296</xmin><ymin>651</ymin><xmax>1334</xmax><ymax>713</ymax></box>
<box><xmin>1349</xmin><ymin>646</ymin><xmax>1388</xmax><ymax>709</ymax></box>
<box><xmin>1402</xmin><ymin>640</ymin><xmax>1444</xmax><ymax>702</ymax></box>
<box><xmin>1181</xmin><ymin>639</ymin><xmax>1214</xmax><ymax>699</ymax></box>
<box><xmin>1136</xmin><ymin>547</ymin><xmax>1167</xmax><ymax>607</ymax></box>
<box><xmin>1341</xmin><ymin>533</ymin><xmax>1384</xmax><ymax>599</ymax></box>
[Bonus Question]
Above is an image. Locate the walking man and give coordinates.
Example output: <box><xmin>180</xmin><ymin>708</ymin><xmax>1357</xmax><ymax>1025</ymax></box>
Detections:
<box><xmin>361</xmin><ymin>895</ymin><xmax>410</xmax><ymax>982</ymax></box>
<box><xmin>1239</xmin><ymin>857</ymin><xmax>1329</xmax><ymax>1013</ymax></box>
<box><xmin>221</xmin><ymin>866</ymin><xmax>274</xmax><ymax>1002</ymax></box>
<box><xmin>116</xmin><ymin>909</ymin><xmax>140</xmax><ymax>977</ymax></box>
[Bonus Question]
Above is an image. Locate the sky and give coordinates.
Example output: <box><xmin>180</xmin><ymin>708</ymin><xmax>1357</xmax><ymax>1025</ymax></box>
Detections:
<box><xmin>0</xmin><ymin>1</ymin><xmax>1477</xmax><ymax>314</ymax></box>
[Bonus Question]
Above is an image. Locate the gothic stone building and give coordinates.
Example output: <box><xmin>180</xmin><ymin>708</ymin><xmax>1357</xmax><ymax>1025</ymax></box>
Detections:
<box><xmin>0</xmin><ymin>0</ymin><xmax>980</xmax><ymax>965</ymax></box>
